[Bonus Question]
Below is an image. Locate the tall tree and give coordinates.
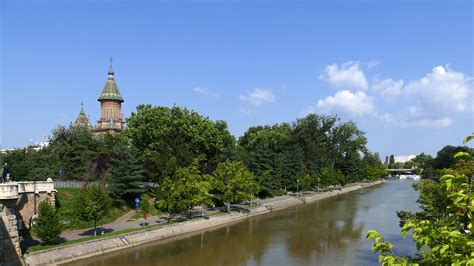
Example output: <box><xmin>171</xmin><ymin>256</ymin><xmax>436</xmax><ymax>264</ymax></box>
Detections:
<box><xmin>432</xmin><ymin>145</ymin><xmax>473</xmax><ymax>170</ymax></box>
<box><xmin>210</xmin><ymin>160</ymin><xmax>257</xmax><ymax>213</ymax></box>
<box><xmin>108</xmin><ymin>147</ymin><xmax>144</xmax><ymax>205</ymax></box>
<box><xmin>32</xmin><ymin>200</ymin><xmax>62</xmax><ymax>244</ymax></box>
<box><xmin>126</xmin><ymin>105</ymin><xmax>236</xmax><ymax>181</ymax></box>
<box><xmin>76</xmin><ymin>184</ymin><xmax>112</xmax><ymax>235</ymax></box>
<box><xmin>155</xmin><ymin>163</ymin><xmax>211</xmax><ymax>220</ymax></box>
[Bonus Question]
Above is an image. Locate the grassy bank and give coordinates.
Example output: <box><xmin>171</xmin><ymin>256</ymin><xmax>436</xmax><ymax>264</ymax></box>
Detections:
<box><xmin>56</xmin><ymin>188</ymin><xmax>130</xmax><ymax>230</ymax></box>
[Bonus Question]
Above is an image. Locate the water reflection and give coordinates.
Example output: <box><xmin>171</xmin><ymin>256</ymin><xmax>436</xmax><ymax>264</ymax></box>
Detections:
<box><xmin>65</xmin><ymin>180</ymin><xmax>418</xmax><ymax>266</ymax></box>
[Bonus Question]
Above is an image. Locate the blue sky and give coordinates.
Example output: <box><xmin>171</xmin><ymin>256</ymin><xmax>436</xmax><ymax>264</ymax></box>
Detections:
<box><xmin>1</xmin><ymin>0</ymin><xmax>473</xmax><ymax>158</ymax></box>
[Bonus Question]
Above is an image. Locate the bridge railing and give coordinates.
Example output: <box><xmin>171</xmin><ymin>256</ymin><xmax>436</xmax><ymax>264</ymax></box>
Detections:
<box><xmin>0</xmin><ymin>183</ymin><xmax>19</xmax><ymax>199</ymax></box>
<box><xmin>54</xmin><ymin>180</ymin><xmax>156</xmax><ymax>189</ymax></box>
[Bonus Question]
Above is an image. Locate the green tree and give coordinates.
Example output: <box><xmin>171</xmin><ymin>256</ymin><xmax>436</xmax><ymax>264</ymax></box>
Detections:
<box><xmin>76</xmin><ymin>184</ymin><xmax>112</xmax><ymax>235</ymax></box>
<box><xmin>432</xmin><ymin>145</ymin><xmax>473</xmax><ymax>170</ymax></box>
<box><xmin>155</xmin><ymin>163</ymin><xmax>210</xmax><ymax>220</ymax></box>
<box><xmin>126</xmin><ymin>105</ymin><xmax>236</xmax><ymax>181</ymax></box>
<box><xmin>32</xmin><ymin>200</ymin><xmax>62</xmax><ymax>244</ymax></box>
<box><xmin>48</xmin><ymin>126</ymin><xmax>98</xmax><ymax>180</ymax></box>
<box><xmin>108</xmin><ymin>147</ymin><xmax>144</xmax><ymax>205</ymax></box>
<box><xmin>298</xmin><ymin>172</ymin><xmax>315</xmax><ymax>191</ymax></box>
<box><xmin>412</xmin><ymin>153</ymin><xmax>434</xmax><ymax>177</ymax></box>
<box><xmin>316</xmin><ymin>167</ymin><xmax>345</xmax><ymax>187</ymax></box>
<box><xmin>210</xmin><ymin>160</ymin><xmax>257</xmax><ymax>213</ymax></box>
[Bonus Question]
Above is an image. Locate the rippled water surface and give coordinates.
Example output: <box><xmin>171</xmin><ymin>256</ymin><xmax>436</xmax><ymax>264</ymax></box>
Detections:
<box><xmin>65</xmin><ymin>180</ymin><xmax>419</xmax><ymax>266</ymax></box>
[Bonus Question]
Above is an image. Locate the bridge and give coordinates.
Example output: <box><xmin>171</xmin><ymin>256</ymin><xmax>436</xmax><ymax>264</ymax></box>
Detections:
<box><xmin>0</xmin><ymin>179</ymin><xmax>56</xmax><ymax>264</ymax></box>
<box><xmin>387</xmin><ymin>168</ymin><xmax>415</xmax><ymax>174</ymax></box>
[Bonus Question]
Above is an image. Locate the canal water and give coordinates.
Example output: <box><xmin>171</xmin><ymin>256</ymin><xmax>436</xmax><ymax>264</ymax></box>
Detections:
<box><xmin>65</xmin><ymin>180</ymin><xmax>419</xmax><ymax>266</ymax></box>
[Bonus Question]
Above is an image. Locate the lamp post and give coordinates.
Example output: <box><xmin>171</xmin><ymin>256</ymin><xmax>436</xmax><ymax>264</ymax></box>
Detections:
<box><xmin>296</xmin><ymin>179</ymin><xmax>299</xmax><ymax>197</ymax></box>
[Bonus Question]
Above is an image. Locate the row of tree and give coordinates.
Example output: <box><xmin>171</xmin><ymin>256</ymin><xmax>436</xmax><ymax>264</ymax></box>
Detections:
<box><xmin>1</xmin><ymin>105</ymin><xmax>387</xmax><ymax>204</ymax></box>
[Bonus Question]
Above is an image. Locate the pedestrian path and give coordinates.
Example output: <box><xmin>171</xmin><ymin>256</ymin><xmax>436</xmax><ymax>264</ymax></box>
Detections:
<box><xmin>59</xmin><ymin>186</ymin><xmax>358</xmax><ymax>241</ymax></box>
<box><xmin>60</xmin><ymin>209</ymin><xmax>155</xmax><ymax>240</ymax></box>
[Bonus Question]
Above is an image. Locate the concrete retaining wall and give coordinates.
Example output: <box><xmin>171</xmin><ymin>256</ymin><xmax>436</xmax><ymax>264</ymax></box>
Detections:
<box><xmin>23</xmin><ymin>180</ymin><xmax>385</xmax><ymax>265</ymax></box>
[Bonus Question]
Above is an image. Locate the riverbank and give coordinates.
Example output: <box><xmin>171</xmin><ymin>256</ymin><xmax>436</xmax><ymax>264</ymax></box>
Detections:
<box><xmin>23</xmin><ymin>180</ymin><xmax>385</xmax><ymax>265</ymax></box>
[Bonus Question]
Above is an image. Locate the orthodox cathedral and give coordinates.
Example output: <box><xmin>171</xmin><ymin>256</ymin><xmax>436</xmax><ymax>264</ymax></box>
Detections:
<box><xmin>73</xmin><ymin>58</ymin><xmax>125</xmax><ymax>133</ymax></box>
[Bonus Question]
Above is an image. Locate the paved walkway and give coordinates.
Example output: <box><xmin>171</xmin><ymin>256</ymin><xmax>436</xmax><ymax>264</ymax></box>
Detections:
<box><xmin>61</xmin><ymin>210</ymin><xmax>149</xmax><ymax>240</ymax></box>
<box><xmin>59</xmin><ymin>183</ymin><xmax>369</xmax><ymax>241</ymax></box>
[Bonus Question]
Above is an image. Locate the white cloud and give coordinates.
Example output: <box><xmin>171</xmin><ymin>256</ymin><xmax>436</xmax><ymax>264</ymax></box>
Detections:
<box><xmin>192</xmin><ymin>87</ymin><xmax>219</xmax><ymax>98</ymax></box>
<box><xmin>317</xmin><ymin>90</ymin><xmax>375</xmax><ymax>117</ymax></box>
<box><xmin>379</xmin><ymin>114</ymin><xmax>452</xmax><ymax>128</ymax></box>
<box><xmin>368</xmin><ymin>59</ymin><xmax>381</xmax><ymax>69</ymax></box>
<box><xmin>405</xmin><ymin>66</ymin><xmax>471</xmax><ymax>112</ymax></box>
<box><xmin>240</xmin><ymin>88</ymin><xmax>275</xmax><ymax>106</ymax></box>
<box><xmin>239</xmin><ymin>107</ymin><xmax>251</xmax><ymax>115</ymax></box>
<box><xmin>372</xmin><ymin>78</ymin><xmax>404</xmax><ymax>102</ymax></box>
<box><xmin>319</xmin><ymin>61</ymin><xmax>368</xmax><ymax>90</ymax></box>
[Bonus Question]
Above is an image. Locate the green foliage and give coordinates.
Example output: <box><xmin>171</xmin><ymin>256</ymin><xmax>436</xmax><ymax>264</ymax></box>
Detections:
<box><xmin>316</xmin><ymin>167</ymin><xmax>345</xmax><ymax>187</ymax></box>
<box><xmin>238</xmin><ymin>114</ymin><xmax>369</xmax><ymax>192</ymax></box>
<box><xmin>48</xmin><ymin>126</ymin><xmax>98</xmax><ymax>180</ymax></box>
<box><xmin>362</xmin><ymin>152</ymin><xmax>388</xmax><ymax>181</ymax></box>
<box><xmin>56</xmin><ymin>188</ymin><xmax>126</xmax><ymax>230</ymax></box>
<box><xmin>432</xmin><ymin>145</ymin><xmax>473</xmax><ymax>171</ymax></box>
<box><xmin>298</xmin><ymin>172</ymin><xmax>315</xmax><ymax>191</ymax></box>
<box><xmin>126</xmin><ymin>105</ymin><xmax>236</xmax><ymax>184</ymax></box>
<box><xmin>367</xmin><ymin>134</ymin><xmax>474</xmax><ymax>265</ymax></box>
<box><xmin>210</xmin><ymin>160</ymin><xmax>258</xmax><ymax>213</ymax></box>
<box><xmin>139</xmin><ymin>194</ymin><xmax>152</xmax><ymax>215</ymax></box>
<box><xmin>76</xmin><ymin>184</ymin><xmax>112</xmax><ymax>235</ymax></box>
<box><xmin>108</xmin><ymin>145</ymin><xmax>144</xmax><ymax>205</ymax></box>
<box><xmin>155</xmin><ymin>162</ymin><xmax>211</xmax><ymax>219</ymax></box>
<box><xmin>32</xmin><ymin>200</ymin><xmax>62</xmax><ymax>244</ymax></box>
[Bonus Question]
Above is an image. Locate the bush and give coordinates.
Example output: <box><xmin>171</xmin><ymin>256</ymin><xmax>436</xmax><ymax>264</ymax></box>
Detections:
<box><xmin>32</xmin><ymin>200</ymin><xmax>62</xmax><ymax>244</ymax></box>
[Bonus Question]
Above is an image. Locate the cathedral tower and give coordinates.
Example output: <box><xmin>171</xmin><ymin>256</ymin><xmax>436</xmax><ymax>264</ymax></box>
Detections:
<box><xmin>95</xmin><ymin>58</ymin><xmax>125</xmax><ymax>133</ymax></box>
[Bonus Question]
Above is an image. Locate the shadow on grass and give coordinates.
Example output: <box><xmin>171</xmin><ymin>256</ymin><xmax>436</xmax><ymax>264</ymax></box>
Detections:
<box><xmin>78</xmin><ymin>227</ymin><xmax>115</xmax><ymax>237</ymax></box>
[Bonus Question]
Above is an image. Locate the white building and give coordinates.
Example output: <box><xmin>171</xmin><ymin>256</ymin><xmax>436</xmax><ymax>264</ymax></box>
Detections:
<box><xmin>394</xmin><ymin>155</ymin><xmax>416</xmax><ymax>164</ymax></box>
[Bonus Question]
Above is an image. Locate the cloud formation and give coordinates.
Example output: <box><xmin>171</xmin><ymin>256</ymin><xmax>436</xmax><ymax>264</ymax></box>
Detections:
<box><xmin>379</xmin><ymin>114</ymin><xmax>452</xmax><ymax>128</ymax></box>
<box><xmin>317</xmin><ymin>90</ymin><xmax>374</xmax><ymax>117</ymax></box>
<box><xmin>319</xmin><ymin>61</ymin><xmax>368</xmax><ymax>90</ymax></box>
<box><xmin>372</xmin><ymin>78</ymin><xmax>404</xmax><ymax>102</ymax></box>
<box><xmin>192</xmin><ymin>87</ymin><xmax>219</xmax><ymax>98</ymax></box>
<box><xmin>240</xmin><ymin>88</ymin><xmax>275</xmax><ymax>106</ymax></box>
<box><xmin>405</xmin><ymin>66</ymin><xmax>471</xmax><ymax>113</ymax></box>
<box><xmin>318</xmin><ymin>62</ymin><xmax>472</xmax><ymax>128</ymax></box>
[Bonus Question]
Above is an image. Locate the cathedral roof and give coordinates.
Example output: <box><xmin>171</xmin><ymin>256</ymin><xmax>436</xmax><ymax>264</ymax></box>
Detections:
<box><xmin>98</xmin><ymin>58</ymin><xmax>124</xmax><ymax>102</ymax></box>
<box><xmin>73</xmin><ymin>103</ymin><xmax>92</xmax><ymax>129</ymax></box>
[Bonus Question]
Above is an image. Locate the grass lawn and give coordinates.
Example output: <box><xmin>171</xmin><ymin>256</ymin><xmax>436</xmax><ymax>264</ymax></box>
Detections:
<box><xmin>25</xmin><ymin>213</ymin><xmax>225</xmax><ymax>254</ymax></box>
<box><xmin>56</xmin><ymin>188</ymin><xmax>131</xmax><ymax>230</ymax></box>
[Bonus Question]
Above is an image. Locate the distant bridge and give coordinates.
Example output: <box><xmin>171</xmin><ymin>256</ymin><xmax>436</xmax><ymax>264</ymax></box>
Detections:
<box><xmin>387</xmin><ymin>168</ymin><xmax>415</xmax><ymax>174</ymax></box>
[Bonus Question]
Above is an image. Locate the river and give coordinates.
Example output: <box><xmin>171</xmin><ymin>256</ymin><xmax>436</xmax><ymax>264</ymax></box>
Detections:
<box><xmin>65</xmin><ymin>179</ymin><xmax>419</xmax><ymax>266</ymax></box>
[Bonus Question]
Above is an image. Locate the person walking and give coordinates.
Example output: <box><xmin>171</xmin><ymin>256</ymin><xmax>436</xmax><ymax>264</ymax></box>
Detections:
<box><xmin>1</xmin><ymin>163</ymin><xmax>7</xmax><ymax>183</ymax></box>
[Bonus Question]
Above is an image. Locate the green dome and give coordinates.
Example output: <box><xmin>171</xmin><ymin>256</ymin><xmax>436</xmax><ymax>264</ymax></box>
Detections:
<box><xmin>98</xmin><ymin>60</ymin><xmax>124</xmax><ymax>102</ymax></box>
<box><xmin>73</xmin><ymin>104</ymin><xmax>92</xmax><ymax>128</ymax></box>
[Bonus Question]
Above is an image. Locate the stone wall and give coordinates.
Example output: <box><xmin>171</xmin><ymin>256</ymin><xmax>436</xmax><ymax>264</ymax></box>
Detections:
<box><xmin>17</xmin><ymin>192</ymin><xmax>55</xmax><ymax>230</ymax></box>
<box><xmin>0</xmin><ymin>199</ymin><xmax>22</xmax><ymax>265</ymax></box>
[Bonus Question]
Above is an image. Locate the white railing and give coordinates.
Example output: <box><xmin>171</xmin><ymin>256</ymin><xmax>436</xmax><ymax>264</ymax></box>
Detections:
<box><xmin>0</xmin><ymin>179</ymin><xmax>56</xmax><ymax>200</ymax></box>
<box><xmin>0</xmin><ymin>183</ymin><xmax>19</xmax><ymax>199</ymax></box>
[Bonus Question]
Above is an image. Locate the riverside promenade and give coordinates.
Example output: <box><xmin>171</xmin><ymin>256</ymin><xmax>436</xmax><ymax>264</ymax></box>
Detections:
<box><xmin>24</xmin><ymin>180</ymin><xmax>385</xmax><ymax>265</ymax></box>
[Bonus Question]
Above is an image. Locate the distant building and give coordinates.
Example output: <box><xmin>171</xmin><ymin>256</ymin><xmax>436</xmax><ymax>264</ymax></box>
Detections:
<box><xmin>393</xmin><ymin>155</ymin><xmax>416</xmax><ymax>164</ymax></box>
<box><xmin>73</xmin><ymin>58</ymin><xmax>125</xmax><ymax>134</ymax></box>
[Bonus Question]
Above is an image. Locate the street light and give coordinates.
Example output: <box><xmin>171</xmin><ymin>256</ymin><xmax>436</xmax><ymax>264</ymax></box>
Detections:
<box><xmin>296</xmin><ymin>179</ymin><xmax>299</xmax><ymax>197</ymax></box>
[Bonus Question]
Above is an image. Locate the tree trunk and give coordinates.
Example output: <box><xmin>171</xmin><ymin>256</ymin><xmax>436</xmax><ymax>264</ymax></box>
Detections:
<box><xmin>226</xmin><ymin>201</ymin><xmax>230</xmax><ymax>213</ymax></box>
<box><xmin>94</xmin><ymin>220</ymin><xmax>97</xmax><ymax>236</ymax></box>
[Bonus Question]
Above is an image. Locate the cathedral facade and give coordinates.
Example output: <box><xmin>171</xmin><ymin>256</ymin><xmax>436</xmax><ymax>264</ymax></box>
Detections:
<box><xmin>73</xmin><ymin>58</ymin><xmax>125</xmax><ymax>133</ymax></box>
